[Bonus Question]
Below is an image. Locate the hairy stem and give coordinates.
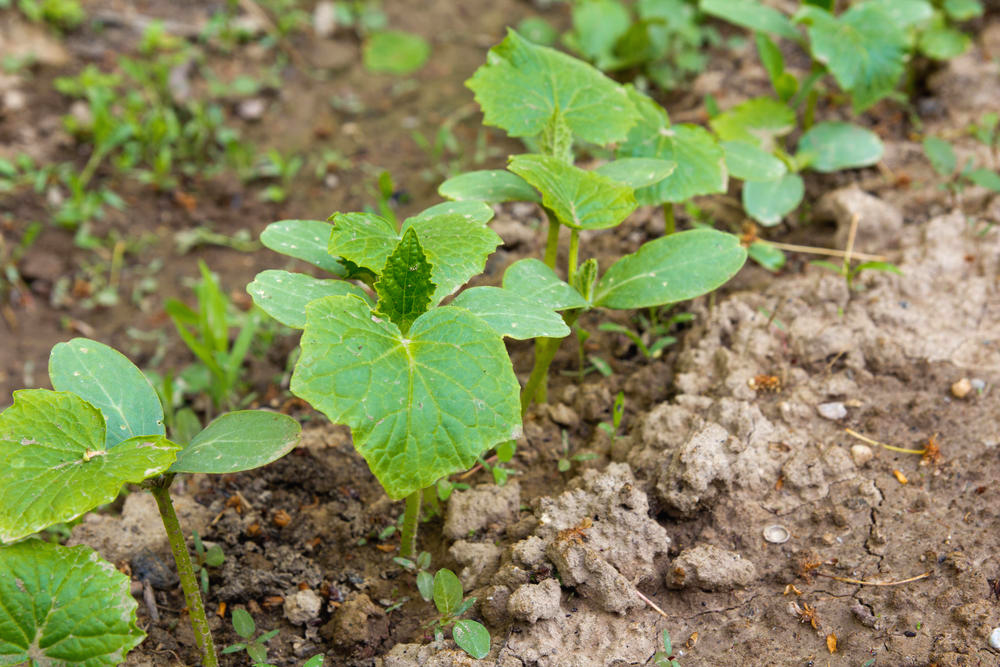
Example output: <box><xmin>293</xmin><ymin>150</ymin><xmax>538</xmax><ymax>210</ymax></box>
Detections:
<box><xmin>567</xmin><ymin>229</ymin><xmax>580</xmax><ymax>285</ymax></box>
<box><xmin>399</xmin><ymin>490</ymin><xmax>422</xmax><ymax>559</ymax></box>
<box><xmin>150</xmin><ymin>480</ymin><xmax>218</xmax><ymax>667</ymax></box>
<box><xmin>663</xmin><ymin>203</ymin><xmax>675</xmax><ymax>236</ymax></box>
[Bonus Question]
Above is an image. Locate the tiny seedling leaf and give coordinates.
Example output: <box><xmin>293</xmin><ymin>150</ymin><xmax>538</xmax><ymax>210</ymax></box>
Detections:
<box><xmin>49</xmin><ymin>338</ymin><xmax>165</xmax><ymax>449</ymax></box>
<box><xmin>417</xmin><ymin>570</ymin><xmax>435</xmax><ymax>601</ymax></box>
<box><xmin>373</xmin><ymin>228</ymin><xmax>437</xmax><ymax>336</ymax></box>
<box><xmin>593</xmin><ymin>158</ymin><xmax>676</xmax><ymax>189</ymax></box>
<box><xmin>722</xmin><ymin>141</ymin><xmax>787</xmax><ymax>182</ymax></box>
<box><xmin>593</xmin><ymin>229</ymin><xmax>746</xmax><ymax>309</ymax></box>
<box><xmin>0</xmin><ymin>390</ymin><xmax>180</xmax><ymax>543</ymax></box>
<box><xmin>918</xmin><ymin>25</ymin><xmax>971</xmax><ymax>60</ymax></box>
<box><xmin>303</xmin><ymin>656</ymin><xmax>325</xmax><ymax>667</ymax></box>
<box><xmin>699</xmin><ymin>0</ymin><xmax>800</xmax><ymax>41</ymax></box>
<box><xmin>248</xmin><ymin>270</ymin><xmax>372</xmax><ymax>329</ymax></box>
<box><xmin>742</xmin><ymin>172</ymin><xmax>805</xmax><ymax>225</ymax></box>
<box><xmin>922</xmin><ymin>136</ymin><xmax>957</xmax><ymax>177</ymax></box>
<box><xmin>748</xmin><ymin>242</ymin><xmax>787</xmax><ymax>272</ymax></box>
<box><xmin>438</xmin><ymin>170</ymin><xmax>541</xmax><ymax>204</ymax></box>
<box><xmin>502</xmin><ymin>259</ymin><xmax>590</xmax><ymax>310</ymax></box>
<box><xmin>450</xmin><ymin>286</ymin><xmax>570</xmax><ymax>339</ymax></box>
<box><xmin>453</xmin><ymin>619</ymin><xmax>491</xmax><ymax>659</ymax></box>
<box><xmin>363</xmin><ymin>31</ymin><xmax>431</xmax><ymax>75</ymax></box>
<box><xmin>169</xmin><ymin>410</ymin><xmax>301</xmax><ymax>474</ymax></box>
<box><xmin>796</xmin><ymin>122</ymin><xmax>884</xmax><ymax>172</ymax></box>
<box><xmin>231</xmin><ymin>607</ymin><xmax>256</xmax><ymax>638</ymax></box>
<box><xmin>0</xmin><ymin>540</ymin><xmax>145</xmax><ymax>666</ymax></box>
<box><xmin>966</xmin><ymin>168</ymin><xmax>1000</xmax><ymax>192</ymax></box>
<box><xmin>260</xmin><ymin>220</ymin><xmax>345</xmax><ymax>276</ymax></box>
<box><xmin>432</xmin><ymin>569</ymin><xmax>464</xmax><ymax>617</ymax></box>
<box><xmin>710</xmin><ymin>98</ymin><xmax>796</xmax><ymax>150</ymax></box>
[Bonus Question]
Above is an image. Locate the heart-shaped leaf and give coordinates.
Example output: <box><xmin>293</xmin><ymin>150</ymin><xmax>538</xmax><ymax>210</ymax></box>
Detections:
<box><xmin>260</xmin><ymin>220</ymin><xmax>345</xmax><ymax>276</ymax></box>
<box><xmin>594</xmin><ymin>158</ymin><xmax>676</xmax><ymax>189</ymax></box>
<box><xmin>0</xmin><ymin>540</ymin><xmax>145</xmax><ymax>666</ymax></box>
<box><xmin>593</xmin><ymin>229</ymin><xmax>746</xmax><ymax>309</ymax></box>
<box><xmin>722</xmin><ymin>141</ymin><xmax>787</xmax><ymax>182</ymax></box>
<box><xmin>466</xmin><ymin>29</ymin><xmax>638</xmax><ymax>145</ymax></box>
<box><xmin>291</xmin><ymin>296</ymin><xmax>520</xmax><ymax>499</ymax></box>
<box><xmin>248</xmin><ymin>270</ymin><xmax>372</xmax><ymax>329</ymax></box>
<box><xmin>169</xmin><ymin>410</ymin><xmax>301</xmax><ymax>474</ymax></box>
<box><xmin>796</xmin><ymin>122</ymin><xmax>883</xmax><ymax>172</ymax></box>
<box><xmin>710</xmin><ymin>98</ymin><xmax>796</xmax><ymax>151</ymax></box>
<box><xmin>49</xmin><ymin>338</ymin><xmax>164</xmax><ymax>449</ymax></box>
<box><xmin>438</xmin><ymin>170</ymin><xmax>540</xmax><ymax>204</ymax></box>
<box><xmin>700</xmin><ymin>0</ymin><xmax>800</xmax><ymax>41</ymax></box>
<box><xmin>508</xmin><ymin>154</ymin><xmax>636</xmax><ymax>230</ymax></box>
<box><xmin>502</xmin><ymin>259</ymin><xmax>589</xmax><ymax>310</ymax></box>
<box><xmin>450</xmin><ymin>286</ymin><xmax>570</xmax><ymax>339</ymax></box>
<box><xmin>0</xmin><ymin>390</ymin><xmax>180</xmax><ymax>543</ymax></box>
<box><xmin>742</xmin><ymin>172</ymin><xmax>805</xmax><ymax>225</ymax></box>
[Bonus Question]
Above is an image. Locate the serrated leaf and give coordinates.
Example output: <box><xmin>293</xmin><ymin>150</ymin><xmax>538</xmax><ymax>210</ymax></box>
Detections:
<box><xmin>363</xmin><ymin>31</ymin><xmax>430</xmax><ymax>75</ymax></box>
<box><xmin>329</xmin><ymin>212</ymin><xmax>502</xmax><ymax>305</ymax></box>
<box><xmin>922</xmin><ymin>136</ymin><xmax>957</xmax><ymax>176</ymax></box>
<box><xmin>508</xmin><ymin>154</ymin><xmax>636</xmax><ymax>230</ymax></box>
<box><xmin>291</xmin><ymin>297</ymin><xmax>521</xmax><ymax>500</ymax></box>
<box><xmin>710</xmin><ymin>98</ymin><xmax>795</xmax><ymax>151</ymax></box>
<box><xmin>260</xmin><ymin>220</ymin><xmax>345</xmax><ymax>276</ymax></box>
<box><xmin>407</xmin><ymin>201</ymin><xmax>497</xmax><ymax>225</ymax></box>
<box><xmin>918</xmin><ymin>25</ymin><xmax>971</xmax><ymax>59</ymax></box>
<box><xmin>450</xmin><ymin>287</ymin><xmax>570</xmax><ymax>339</ymax></box>
<box><xmin>594</xmin><ymin>158</ymin><xmax>676</xmax><ymax>189</ymax></box>
<box><xmin>797</xmin><ymin>4</ymin><xmax>907</xmax><ymax>112</ymax></box>
<box><xmin>169</xmin><ymin>411</ymin><xmax>301</xmax><ymax>474</ymax></box>
<box><xmin>699</xmin><ymin>0</ymin><xmax>800</xmax><ymax>41</ymax></box>
<box><xmin>618</xmin><ymin>87</ymin><xmax>726</xmax><ymax>204</ymax></box>
<box><xmin>248</xmin><ymin>270</ymin><xmax>372</xmax><ymax>329</ymax></box>
<box><xmin>453</xmin><ymin>619</ymin><xmax>491</xmax><ymax>659</ymax></box>
<box><xmin>0</xmin><ymin>540</ymin><xmax>144</xmax><ymax>666</ymax></box>
<box><xmin>502</xmin><ymin>258</ymin><xmax>589</xmax><ymax>310</ymax></box>
<box><xmin>0</xmin><ymin>390</ymin><xmax>180</xmax><ymax>543</ymax></box>
<box><xmin>593</xmin><ymin>229</ymin><xmax>746</xmax><ymax>309</ymax></box>
<box><xmin>742</xmin><ymin>172</ymin><xmax>804</xmax><ymax>225</ymax></box>
<box><xmin>374</xmin><ymin>228</ymin><xmax>436</xmax><ymax>335</ymax></box>
<box><xmin>797</xmin><ymin>122</ymin><xmax>883</xmax><ymax>172</ymax></box>
<box><xmin>438</xmin><ymin>170</ymin><xmax>540</xmax><ymax>204</ymax></box>
<box><xmin>466</xmin><ymin>29</ymin><xmax>638</xmax><ymax>145</ymax></box>
<box><xmin>49</xmin><ymin>338</ymin><xmax>164</xmax><ymax>449</ymax></box>
<box><xmin>432</xmin><ymin>569</ymin><xmax>464</xmax><ymax>617</ymax></box>
<box><xmin>722</xmin><ymin>141</ymin><xmax>787</xmax><ymax>182</ymax></box>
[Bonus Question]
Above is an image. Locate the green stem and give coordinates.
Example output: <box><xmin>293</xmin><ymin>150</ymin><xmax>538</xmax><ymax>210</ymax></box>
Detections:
<box><xmin>542</xmin><ymin>208</ymin><xmax>561</xmax><ymax>269</ymax></box>
<box><xmin>663</xmin><ymin>203</ymin><xmax>675</xmax><ymax>236</ymax></box>
<box><xmin>150</xmin><ymin>480</ymin><xmax>218</xmax><ymax>667</ymax></box>
<box><xmin>521</xmin><ymin>337</ymin><xmax>560</xmax><ymax>416</ymax></box>
<box><xmin>400</xmin><ymin>490</ymin><xmax>422</xmax><ymax>559</ymax></box>
<box><xmin>566</xmin><ymin>229</ymin><xmax>580</xmax><ymax>285</ymax></box>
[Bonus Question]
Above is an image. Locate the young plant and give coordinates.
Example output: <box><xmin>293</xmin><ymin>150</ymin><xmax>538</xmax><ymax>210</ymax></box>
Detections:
<box><xmin>394</xmin><ymin>550</ymin><xmax>435</xmax><ymax>602</ymax></box>
<box><xmin>652</xmin><ymin>628</ymin><xmax>681</xmax><ymax>667</ymax></box>
<box><xmin>597</xmin><ymin>390</ymin><xmax>626</xmax><ymax>446</ymax></box>
<box><xmin>222</xmin><ymin>608</ymin><xmax>323</xmax><ymax>667</ymax></box>
<box><xmin>811</xmin><ymin>257</ymin><xmax>902</xmax><ymax>291</ymax></box>
<box><xmin>0</xmin><ymin>338</ymin><xmax>302</xmax><ymax>666</ymax></box>
<box><xmin>598</xmin><ymin>309</ymin><xmax>691</xmax><ymax>359</ymax></box>
<box><xmin>923</xmin><ymin>134</ymin><xmax>1000</xmax><ymax>203</ymax></box>
<box><xmin>558</xmin><ymin>428</ymin><xmax>597</xmax><ymax>473</ymax></box>
<box><xmin>427</xmin><ymin>569</ymin><xmax>490</xmax><ymax>659</ymax></box>
<box><xmin>192</xmin><ymin>530</ymin><xmax>226</xmax><ymax>594</ymax></box>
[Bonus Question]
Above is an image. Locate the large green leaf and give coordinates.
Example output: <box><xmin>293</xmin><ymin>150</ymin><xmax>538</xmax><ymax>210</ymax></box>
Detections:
<box><xmin>508</xmin><ymin>154</ymin><xmax>636</xmax><ymax>230</ymax></box>
<box><xmin>709</xmin><ymin>98</ymin><xmax>796</xmax><ymax>151</ymax></box>
<box><xmin>797</xmin><ymin>122</ymin><xmax>883</xmax><ymax>172</ymax></box>
<box><xmin>247</xmin><ymin>270</ymin><xmax>372</xmax><ymax>329</ymax></box>
<box><xmin>618</xmin><ymin>87</ymin><xmax>726</xmax><ymax>204</ymax></box>
<box><xmin>49</xmin><ymin>338</ymin><xmax>164</xmax><ymax>449</ymax></box>
<box><xmin>466</xmin><ymin>29</ymin><xmax>638</xmax><ymax>145</ymax></box>
<box><xmin>699</xmin><ymin>0</ymin><xmax>800</xmax><ymax>41</ymax></box>
<box><xmin>260</xmin><ymin>220</ymin><xmax>345</xmax><ymax>276</ymax></box>
<box><xmin>797</xmin><ymin>4</ymin><xmax>907</xmax><ymax>112</ymax></box>
<box><xmin>593</xmin><ymin>158</ymin><xmax>676</xmax><ymax>189</ymax></box>
<box><xmin>0</xmin><ymin>390</ymin><xmax>179</xmax><ymax>543</ymax></box>
<box><xmin>593</xmin><ymin>229</ymin><xmax>746</xmax><ymax>309</ymax></box>
<box><xmin>407</xmin><ymin>201</ymin><xmax>496</xmax><ymax>225</ymax></box>
<box><xmin>0</xmin><ymin>540</ymin><xmax>144</xmax><ymax>666</ymax></box>
<box><xmin>373</xmin><ymin>228</ymin><xmax>436</xmax><ymax>335</ymax></box>
<box><xmin>329</xmin><ymin>212</ymin><xmax>502</xmax><ymax>305</ymax></box>
<box><xmin>291</xmin><ymin>296</ymin><xmax>521</xmax><ymax>499</ymax></box>
<box><xmin>502</xmin><ymin>258</ymin><xmax>589</xmax><ymax>310</ymax></box>
<box><xmin>450</xmin><ymin>286</ymin><xmax>570</xmax><ymax>339</ymax></box>
<box><xmin>722</xmin><ymin>141</ymin><xmax>788</xmax><ymax>182</ymax></box>
<box><xmin>169</xmin><ymin>411</ymin><xmax>301</xmax><ymax>474</ymax></box>
<box><xmin>742</xmin><ymin>172</ymin><xmax>805</xmax><ymax>226</ymax></box>
<box><xmin>438</xmin><ymin>170</ymin><xmax>540</xmax><ymax>204</ymax></box>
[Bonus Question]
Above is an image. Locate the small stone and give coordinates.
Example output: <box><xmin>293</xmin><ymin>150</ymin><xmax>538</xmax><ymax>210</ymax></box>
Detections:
<box><xmin>284</xmin><ymin>589</ymin><xmax>322</xmax><ymax>625</ymax></box>
<box><xmin>951</xmin><ymin>378</ymin><xmax>972</xmax><ymax>398</ymax></box>
<box><xmin>547</xmin><ymin>403</ymin><xmax>579</xmax><ymax>429</ymax></box>
<box><xmin>817</xmin><ymin>402</ymin><xmax>847</xmax><ymax>420</ymax></box>
<box><xmin>3</xmin><ymin>89</ymin><xmax>26</xmax><ymax>111</ymax></box>
<box><xmin>989</xmin><ymin>627</ymin><xmax>1000</xmax><ymax>650</ymax></box>
<box><xmin>312</xmin><ymin>1</ymin><xmax>337</xmax><ymax>38</ymax></box>
<box><xmin>666</xmin><ymin>544</ymin><xmax>756</xmax><ymax>591</ymax></box>
<box><xmin>851</xmin><ymin>444</ymin><xmax>874</xmax><ymax>467</ymax></box>
<box><xmin>237</xmin><ymin>98</ymin><xmax>267</xmax><ymax>121</ymax></box>
<box><xmin>507</xmin><ymin>578</ymin><xmax>561</xmax><ymax>624</ymax></box>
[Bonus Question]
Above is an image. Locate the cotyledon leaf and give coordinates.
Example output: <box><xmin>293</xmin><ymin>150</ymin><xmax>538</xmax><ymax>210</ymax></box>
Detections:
<box><xmin>699</xmin><ymin>0</ymin><xmax>801</xmax><ymax>41</ymax></box>
<box><xmin>49</xmin><ymin>338</ymin><xmax>164</xmax><ymax>449</ymax></box>
<box><xmin>742</xmin><ymin>172</ymin><xmax>805</xmax><ymax>226</ymax></box>
<box><xmin>438</xmin><ymin>170</ymin><xmax>540</xmax><ymax>204</ymax></box>
<box><xmin>709</xmin><ymin>97</ymin><xmax>796</xmax><ymax>150</ymax></box>
<box><xmin>0</xmin><ymin>540</ymin><xmax>145</xmax><ymax>666</ymax></box>
<box><xmin>169</xmin><ymin>410</ymin><xmax>301</xmax><ymax>474</ymax></box>
<box><xmin>722</xmin><ymin>141</ymin><xmax>787</xmax><ymax>182</ymax></box>
<box><xmin>405</xmin><ymin>200</ymin><xmax>496</xmax><ymax>225</ymax></box>
<box><xmin>247</xmin><ymin>270</ymin><xmax>372</xmax><ymax>329</ymax></box>
<box><xmin>260</xmin><ymin>219</ymin><xmax>346</xmax><ymax>276</ymax></box>
<box><xmin>796</xmin><ymin>122</ymin><xmax>883</xmax><ymax>173</ymax></box>
<box><xmin>0</xmin><ymin>390</ymin><xmax>180</xmax><ymax>544</ymax></box>
<box><xmin>450</xmin><ymin>286</ymin><xmax>570</xmax><ymax>339</ymax></box>
<box><xmin>593</xmin><ymin>158</ymin><xmax>676</xmax><ymax>189</ymax></box>
<box><xmin>502</xmin><ymin>258</ymin><xmax>589</xmax><ymax>310</ymax></box>
<box><xmin>291</xmin><ymin>295</ymin><xmax>521</xmax><ymax>500</ymax></box>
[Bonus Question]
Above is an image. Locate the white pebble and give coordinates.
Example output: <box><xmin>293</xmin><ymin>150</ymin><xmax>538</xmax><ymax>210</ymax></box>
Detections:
<box><xmin>989</xmin><ymin>627</ymin><xmax>1000</xmax><ymax>650</ymax></box>
<box><xmin>851</xmin><ymin>444</ymin><xmax>874</xmax><ymax>466</ymax></box>
<box><xmin>817</xmin><ymin>402</ymin><xmax>847</xmax><ymax>420</ymax></box>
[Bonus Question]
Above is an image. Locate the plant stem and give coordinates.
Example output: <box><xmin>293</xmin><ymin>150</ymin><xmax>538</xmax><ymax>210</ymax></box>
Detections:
<box><xmin>566</xmin><ymin>229</ymin><xmax>580</xmax><ymax>285</ymax></box>
<box><xmin>662</xmin><ymin>203</ymin><xmax>675</xmax><ymax>236</ymax></box>
<box><xmin>542</xmin><ymin>208</ymin><xmax>561</xmax><ymax>269</ymax></box>
<box><xmin>399</xmin><ymin>490</ymin><xmax>422</xmax><ymax>559</ymax></box>
<box><xmin>150</xmin><ymin>479</ymin><xmax>218</xmax><ymax>667</ymax></box>
<box><xmin>521</xmin><ymin>337</ymin><xmax>561</xmax><ymax>416</ymax></box>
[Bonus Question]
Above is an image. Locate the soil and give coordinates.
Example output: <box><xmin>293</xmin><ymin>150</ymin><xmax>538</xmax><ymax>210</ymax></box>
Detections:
<box><xmin>4</xmin><ymin>2</ymin><xmax>1000</xmax><ymax>666</ymax></box>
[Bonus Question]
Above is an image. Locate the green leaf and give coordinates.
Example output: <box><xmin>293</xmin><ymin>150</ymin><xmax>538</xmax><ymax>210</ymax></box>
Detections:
<box><xmin>855</xmin><ymin>261</ymin><xmax>903</xmax><ymax>275</ymax></box>
<box><xmin>722</xmin><ymin>141</ymin><xmax>787</xmax><ymax>182</ymax></box>
<box><xmin>517</xmin><ymin>16</ymin><xmax>558</xmax><ymax>46</ymax></box>
<box><xmin>450</xmin><ymin>287</ymin><xmax>570</xmax><ymax>339</ymax></box>
<box><xmin>565</xmin><ymin>0</ymin><xmax>631</xmax><ymax>69</ymax></box>
<box><xmin>0</xmin><ymin>540</ymin><xmax>144</xmax><ymax>666</ymax></box>
<box><xmin>593</xmin><ymin>229</ymin><xmax>746</xmax><ymax>309</ymax></box>
<box><xmin>49</xmin><ymin>338</ymin><xmax>164</xmax><ymax>449</ymax></box>
<box><xmin>291</xmin><ymin>297</ymin><xmax>520</xmax><ymax>499</ymax></box>
<box><xmin>922</xmin><ymin>136</ymin><xmax>957</xmax><ymax>177</ymax></box>
<box><xmin>797</xmin><ymin>4</ymin><xmax>907</xmax><ymax>112</ymax></box>
<box><xmin>748</xmin><ymin>242</ymin><xmax>786</xmax><ymax>272</ymax></box>
<box><xmin>329</xmin><ymin>212</ymin><xmax>502</xmax><ymax>305</ymax></box>
<box><xmin>466</xmin><ymin>29</ymin><xmax>638</xmax><ymax>144</ymax></box>
<box><xmin>303</xmin><ymin>656</ymin><xmax>325</xmax><ymax>667</ymax></box>
<box><xmin>502</xmin><ymin>258</ymin><xmax>589</xmax><ymax>310</ymax></box>
<box><xmin>0</xmin><ymin>390</ymin><xmax>180</xmax><ymax>543</ymax></box>
<box><xmin>248</xmin><ymin>270</ymin><xmax>371</xmax><ymax>329</ymax></box>
<box><xmin>453</xmin><ymin>619</ymin><xmax>491</xmax><ymax>659</ymax></box>
<box><xmin>231</xmin><ymin>607</ymin><xmax>256</xmax><ymax>639</ymax></box>
<box><xmin>709</xmin><ymin>98</ymin><xmax>796</xmax><ymax>150</ymax></box>
<box><xmin>363</xmin><ymin>31</ymin><xmax>430</xmax><ymax>75</ymax></box>
<box><xmin>756</xmin><ymin>33</ymin><xmax>797</xmax><ymax>101</ymax></box>
<box><xmin>593</xmin><ymin>158</ymin><xmax>676</xmax><ymax>189</ymax></box>
<box><xmin>918</xmin><ymin>25</ymin><xmax>971</xmax><ymax>59</ymax></box>
<box><xmin>438</xmin><ymin>170</ymin><xmax>540</xmax><ymax>204</ymax></box>
<box><xmin>699</xmin><ymin>0</ymin><xmax>800</xmax><ymax>41</ymax></box>
<box><xmin>407</xmin><ymin>201</ymin><xmax>496</xmax><ymax>226</ymax></box>
<box><xmin>508</xmin><ymin>154</ymin><xmax>636</xmax><ymax>230</ymax></box>
<box><xmin>374</xmin><ymin>228</ymin><xmax>436</xmax><ymax>335</ymax></box>
<box><xmin>260</xmin><ymin>220</ymin><xmax>345</xmax><ymax>276</ymax></box>
<box><xmin>169</xmin><ymin>410</ymin><xmax>301</xmax><ymax>474</ymax></box>
<box><xmin>866</xmin><ymin>0</ymin><xmax>934</xmax><ymax>28</ymax></box>
<box><xmin>742</xmin><ymin>172</ymin><xmax>804</xmax><ymax>225</ymax></box>
<box><xmin>416</xmin><ymin>570</ymin><xmax>434</xmax><ymax>601</ymax></box>
<box><xmin>943</xmin><ymin>0</ymin><xmax>982</xmax><ymax>21</ymax></box>
<box><xmin>572</xmin><ymin>257</ymin><xmax>599</xmax><ymax>303</ymax></box>
<box><xmin>432</xmin><ymin>569</ymin><xmax>464</xmax><ymax>617</ymax></box>
<box><xmin>618</xmin><ymin>87</ymin><xmax>726</xmax><ymax>204</ymax></box>
<box><xmin>966</xmin><ymin>168</ymin><xmax>1000</xmax><ymax>192</ymax></box>
<box><xmin>797</xmin><ymin>122</ymin><xmax>883</xmax><ymax>172</ymax></box>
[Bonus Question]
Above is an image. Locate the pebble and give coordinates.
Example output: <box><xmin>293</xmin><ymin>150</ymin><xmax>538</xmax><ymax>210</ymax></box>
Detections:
<box><xmin>3</xmin><ymin>89</ymin><xmax>26</xmax><ymax>111</ymax></box>
<box><xmin>763</xmin><ymin>525</ymin><xmax>790</xmax><ymax>544</ymax></box>
<box><xmin>951</xmin><ymin>378</ymin><xmax>972</xmax><ymax>398</ymax></box>
<box><xmin>990</xmin><ymin>627</ymin><xmax>1000</xmax><ymax>650</ymax></box>
<box><xmin>237</xmin><ymin>98</ymin><xmax>267</xmax><ymax>121</ymax></box>
<box><xmin>817</xmin><ymin>402</ymin><xmax>847</xmax><ymax>420</ymax></box>
<box><xmin>851</xmin><ymin>444</ymin><xmax>874</xmax><ymax>466</ymax></box>
<box><xmin>284</xmin><ymin>589</ymin><xmax>323</xmax><ymax>625</ymax></box>
<box><xmin>312</xmin><ymin>1</ymin><xmax>337</xmax><ymax>38</ymax></box>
